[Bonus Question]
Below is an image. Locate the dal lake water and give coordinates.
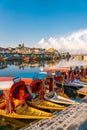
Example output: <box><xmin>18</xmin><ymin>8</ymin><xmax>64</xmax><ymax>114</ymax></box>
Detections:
<box><xmin>0</xmin><ymin>58</ymin><xmax>87</xmax><ymax>130</ymax></box>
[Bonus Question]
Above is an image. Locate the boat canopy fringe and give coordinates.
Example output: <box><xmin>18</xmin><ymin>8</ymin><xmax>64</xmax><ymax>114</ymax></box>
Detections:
<box><xmin>30</xmin><ymin>79</ymin><xmax>42</xmax><ymax>92</ymax></box>
<box><xmin>10</xmin><ymin>81</ymin><xmax>27</xmax><ymax>100</ymax></box>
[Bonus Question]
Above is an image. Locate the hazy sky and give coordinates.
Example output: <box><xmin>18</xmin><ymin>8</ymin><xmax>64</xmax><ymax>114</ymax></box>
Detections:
<box><xmin>0</xmin><ymin>0</ymin><xmax>87</xmax><ymax>53</ymax></box>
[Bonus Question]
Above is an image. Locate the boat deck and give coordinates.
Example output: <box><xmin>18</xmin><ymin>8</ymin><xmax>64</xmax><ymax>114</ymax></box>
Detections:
<box><xmin>20</xmin><ymin>97</ymin><xmax>87</xmax><ymax>130</ymax></box>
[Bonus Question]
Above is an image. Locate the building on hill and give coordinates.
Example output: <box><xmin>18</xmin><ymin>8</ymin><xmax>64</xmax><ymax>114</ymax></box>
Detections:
<box><xmin>46</xmin><ymin>48</ymin><xmax>60</xmax><ymax>54</ymax></box>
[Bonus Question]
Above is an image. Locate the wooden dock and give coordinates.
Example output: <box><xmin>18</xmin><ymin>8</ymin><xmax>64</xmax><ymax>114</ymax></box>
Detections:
<box><xmin>20</xmin><ymin>98</ymin><xmax>87</xmax><ymax>130</ymax></box>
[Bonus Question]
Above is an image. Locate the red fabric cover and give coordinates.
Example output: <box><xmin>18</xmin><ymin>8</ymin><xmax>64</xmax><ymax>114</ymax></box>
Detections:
<box><xmin>30</xmin><ymin>79</ymin><xmax>42</xmax><ymax>91</ymax></box>
<box><xmin>10</xmin><ymin>81</ymin><xmax>27</xmax><ymax>100</ymax></box>
<box><xmin>54</xmin><ymin>76</ymin><xmax>63</xmax><ymax>82</ymax></box>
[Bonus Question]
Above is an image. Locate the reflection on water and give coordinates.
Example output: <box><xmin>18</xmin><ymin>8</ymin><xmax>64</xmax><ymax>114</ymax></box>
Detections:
<box><xmin>0</xmin><ymin>63</ymin><xmax>7</xmax><ymax>70</ymax></box>
<box><xmin>0</xmin><ymin>116</ymin><xmax>35</xmax><ymax>130</ymax></box>
<box><xmin>0</xmin><ymin>60</ymin><xmax>59</xmax><ymax>77</ymax></box>
<box><xmin>0</xmin><ymin>116</ymin><xmax>25</xmax><ymax>130</ymax></box>
<box><xmin>0</xmin><ymin>58</ymin><xmax>87</xmax><ymax>77</ymax></box>
<box><xmin>6</xmin><ymin>60</ymin><xmax>59</xmax><ymax>68</ymax></box>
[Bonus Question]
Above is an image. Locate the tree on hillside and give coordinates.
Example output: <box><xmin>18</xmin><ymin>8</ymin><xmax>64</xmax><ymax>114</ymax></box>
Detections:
<box><xmin>18</xmin><ymin>44</ymin><xmax>21</xmax><ymax>48</ymax></box>
<box><xmin>18</xmin><ymin>43</ymin><xmax>24</xmax><ymax>48</ymax></box>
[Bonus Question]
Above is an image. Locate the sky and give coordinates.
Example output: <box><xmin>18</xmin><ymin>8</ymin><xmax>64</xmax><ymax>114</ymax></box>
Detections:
<box><xmin>0</xmin><ymin>0</ymin><xmax>87</xmax><ymax>54</ymax></box>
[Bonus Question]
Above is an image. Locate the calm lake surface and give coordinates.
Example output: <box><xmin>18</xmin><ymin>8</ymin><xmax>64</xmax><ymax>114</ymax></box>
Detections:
<box><xmin>0</xmin><ymin>58</ymin><xmax>87</xmax><ymax>129</ymax></box>
<box><xmin>0</xmin><ymin>58</ymin><xmax>87</xmax><ymax>77</ymax></box>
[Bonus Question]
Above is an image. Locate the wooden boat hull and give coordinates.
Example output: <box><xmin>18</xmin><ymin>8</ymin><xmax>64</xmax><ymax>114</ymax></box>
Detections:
<box><xmin>16</xmin><ymin>103</ymin><xmax>53</xmax><ymax>119</ymax></box>
<box><xmin>44</xmin><ymin>91</ymin><xmax>76</xmax><ymax>105</ymax></box>
<box><xmin>55</xmin><ymin>80</ymin><xmax>78</xmax><ymax>98</ymax></box>
<box><xmin>55</xmin><ymin>80</ymin><xmax>87</xmax><ymax>98</ymax></box>
<box><xmin>0</xmin><ymin>103</ymin><xmax>53</xmax><ymax>119</ymax></box>
<box><xmin>54</xmin><ymin>80</ymin><xmax>83</xmax><ymax>90</ymax></box>
<box><xmin>70</xmin><ymin>79</ymin><xmax>87</xmax><ymax>86</ymax></box>
<box><xmin>77</xmin><ymin>87</ymin><xmax>87</xmax><ymax>96</ymax></box>
<box><xmin>80</xmin><ymin>77</ymin><xmax>87</xmax><ymax>83</ymax></box>
<box><xmin>27</xmin><ymin>99</ymin><xmax>66</xmax><ymax>110</ymax></box>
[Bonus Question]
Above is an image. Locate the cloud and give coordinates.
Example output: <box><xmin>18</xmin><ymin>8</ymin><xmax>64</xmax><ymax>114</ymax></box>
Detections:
<box><xmin>37</xmin><ymin>29</ymin><xmax>87</xmax><ymax>54</ymax></box>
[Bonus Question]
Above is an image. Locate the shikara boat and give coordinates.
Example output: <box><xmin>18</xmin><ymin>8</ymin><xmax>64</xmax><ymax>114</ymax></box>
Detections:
<box><xmin>44</xmin><ymin>67</ymin><xmax>86</xmax><ymax>99</ymax></box>
<box><xmin>0</xmin><ymin>98</ymin><xmax>53</xmax><ymax>119</ymax></box>
<box><xmin>0</xmin><ymin>78</ymin><xmax>53</xmax><ymax>119</ymax></box>
<box><xmin>68</xmin><ymin>79</ymin><xmax>87</xmax><ymax>87</ymax></box>
<box><xmin>27</xmin><ymin>98</ymin><xmax>66</xmax><ymax>110</ymax></box>
<box><xmin>15</xmin><ymin>102</ymin><xmax>53</xmax><ymax>119</ymax></box>
<box><xmin>17</xmin><ymin>72</ymin><xmax>67</xmax><ymax>110</ymax></box>
<box><xmin>47</xmin><ymin>67</ymin><xmax>85</xmax><ymax>87</ymax></box>
<box><xmin>54</xmin><ymin>79</ymin><xmax>83</xmax><ymax>90</ymax></box>
<box><xmin>0</xmin><ymin>105</ymin><xmax>52</xmax><ymax>119</ymax></box>
<box><xmin>44</xmin><ymin>91</ymin><xmax>76</xmax><ymax>105</ymax></box>
<box><xmin>44</xmin><ymin>71</ymin><xmax>79</xmax><ymax>99</ymax></box>
<box><xmin>54</xmin><ymin>80</ymin><xmax>83</xmax><ymax>98</ymax></box>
